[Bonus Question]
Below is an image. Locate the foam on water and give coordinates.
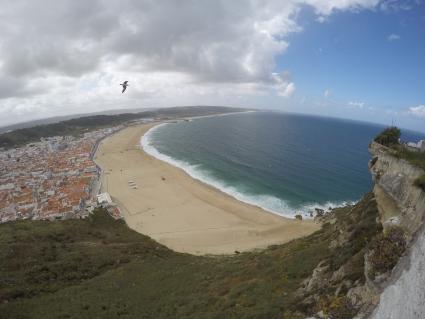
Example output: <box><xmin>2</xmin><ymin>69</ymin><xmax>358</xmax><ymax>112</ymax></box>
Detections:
<box><xmin>141</xmin><ymin>123</ymin><xmax>351</xmax><ymax>218</ymax></box>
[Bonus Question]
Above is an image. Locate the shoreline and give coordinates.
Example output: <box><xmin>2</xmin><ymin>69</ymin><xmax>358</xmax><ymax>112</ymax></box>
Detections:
<box><xmin>141</xmin><ymin>121</ymin><xmax>353</xmax><ymax>218</ymax></box>
<box><xmin>94</xmin><ymin>121</ymin><xmax>320</xmax><ymax>255</ymax></box>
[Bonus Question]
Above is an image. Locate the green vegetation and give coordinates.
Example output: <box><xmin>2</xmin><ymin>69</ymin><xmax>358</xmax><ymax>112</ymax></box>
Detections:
<box><xmin>392</xmin><ymin>146</ymin><xmax>425</xmax><ymax>171</ymax></box>
<box><xmin>0</xmin><ymin>209</ymin><xmax>171</xmax><ymax>303</ymax></box>
<box><xmin>0</xmin><ymin>194</ymin><xmax>382</xmax><ymax>319</ymax></box>
<box><xmin>0</xmin><ymin>113</ymin><xmax>136</xmax><ymax>149</ymax></box>
<box><xmin>374</xmin><ymin>127</ymin><xmax>425</xmax><ymax>171</ymax></box>
<box><xmin>0</xmin><ymin>208</ymin><xmax>328</xmax><ymax>319</ymax></box>
<box><xmin>0</xmin><ymin>106</ymin><xmax>247</xmax><ymax>149</ymax></box>
<box><xmin>374</xmin><ymin>126</ymin><xmax>401</xmax><ymax>147</ymax></box>
<box><xmin>320</xmin><ymin>296</ymin><xmax>357</xmax><ymax>319</ymax></box>
<box><xmin>326</xmin><ymin>194</ymin><xmax>382</xmax><ymax>276</ymax></box>
<box><xmin>297</xmin><ymin>193</ymin><xmax>382</xmax><ymax>315</ymax></box>
<box><xmin>414</xmin><ymin>174</ymin><xmax>425</xmax><ymax>191</ymax></box>
<box><xmin>368</xmin><ymin>226</ymin><xmax>406</xmax><ymax>279</ymax></box>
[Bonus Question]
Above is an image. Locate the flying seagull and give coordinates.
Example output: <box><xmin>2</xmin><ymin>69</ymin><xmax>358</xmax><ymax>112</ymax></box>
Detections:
<box><xmin>120</xmin><ymin>81</ymin><xmax>129</xmax><ymax>93</ymax></box>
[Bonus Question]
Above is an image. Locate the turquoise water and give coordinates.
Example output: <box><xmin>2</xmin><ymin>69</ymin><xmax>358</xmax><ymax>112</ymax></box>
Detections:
<box><xmin>142</xmin><ymin>112</ymin><xmax>424</xmax><ymax>217</ymax></box>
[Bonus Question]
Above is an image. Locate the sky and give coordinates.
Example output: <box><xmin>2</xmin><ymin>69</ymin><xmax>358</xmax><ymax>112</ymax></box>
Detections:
<box><xmin>0</xmin><ymin>0</ymin><xmax>424</xmax><ymax>132</ymax></box>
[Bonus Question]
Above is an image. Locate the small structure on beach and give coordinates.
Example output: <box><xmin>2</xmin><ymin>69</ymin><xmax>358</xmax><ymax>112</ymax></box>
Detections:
<box><xmin>128</xmin><ymin>180</ymin><xmax>138</xmax><ymax>189</ymax></box>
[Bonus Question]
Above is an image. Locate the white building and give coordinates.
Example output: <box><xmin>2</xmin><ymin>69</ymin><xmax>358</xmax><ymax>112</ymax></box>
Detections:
<box><xmin>407</xmin><ymin>140</ymin><xmax>425</xmax><ymax>152</ymax></box>
<box><xmin>97</xmin><ymin>192</ymin><xmax>112</xmax><ymax>205</ymax></box>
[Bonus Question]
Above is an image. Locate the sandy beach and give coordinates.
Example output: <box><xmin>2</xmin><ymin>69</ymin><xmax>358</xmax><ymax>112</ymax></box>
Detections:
<box><xmin>94</xmin><ymin>123</ymin><xmax>320</xmax><ymax>255</ymax></box>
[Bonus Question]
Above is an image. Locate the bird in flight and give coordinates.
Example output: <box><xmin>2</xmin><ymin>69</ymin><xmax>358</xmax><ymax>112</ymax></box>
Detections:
<box><xmin>120</xmin><ymin>81</ymin><xmax>129</xmax><ymax>93</ymax></box>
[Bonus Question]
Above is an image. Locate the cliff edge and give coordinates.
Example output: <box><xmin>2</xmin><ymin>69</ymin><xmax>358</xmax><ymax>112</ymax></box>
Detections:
<box><xmin>368</xmin><ymin>141</ymin><xmax>425</xmax><ymax>319</ymax></box>
<box><xmin>297</xmin><ymin>135</ymin><xmax>425</xmax><ymax>319</ymax></box>
<box><xmin>369</xmin><ymin>141</ymin><xmax>425</xmax><ymax>238</ymax></box>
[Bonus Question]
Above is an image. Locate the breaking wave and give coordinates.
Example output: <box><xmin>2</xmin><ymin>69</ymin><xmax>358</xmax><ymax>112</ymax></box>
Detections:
<box><xmin>141</xmin><ymin>123</ymin><xmax>353</xmax><ymax>219</ymax></box>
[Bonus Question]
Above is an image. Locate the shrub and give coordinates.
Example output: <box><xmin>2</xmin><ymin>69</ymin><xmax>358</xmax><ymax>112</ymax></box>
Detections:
<box><xmin>374</xmin><ymin>127</ymin><xmax>400</xmax><ymax>147</ymax></box>
<box><xmin>413</xmin><ymin>175</ymin><xmax>425</xmax><ymax>192</ymax></box>
<box><xmin>318</xmin><ymin>296</ymin><xmax>358</xmax><ymax>319</ymax></box>
<box><xmin>368</xmin><ymin>226</ymin><xmax>406</xmax><ymax>278</ymax></box>
<box><xmin>327</xmin><ymin>296</ymin><xmax>358</xmax><ymax>319</ymax></box>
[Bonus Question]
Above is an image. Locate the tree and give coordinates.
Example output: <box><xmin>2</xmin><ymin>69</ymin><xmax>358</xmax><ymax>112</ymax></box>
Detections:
<box><xmin>374</xmin><ymin>127</ymin><xmax>401</xmax><ymax>147</ymax></box>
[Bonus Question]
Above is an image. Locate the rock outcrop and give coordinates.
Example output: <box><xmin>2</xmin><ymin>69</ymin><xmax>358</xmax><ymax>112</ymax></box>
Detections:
<box><xmin>367</xmin><ymin>142</ymin><xmax>425</xmax><ymax>319</ymax></box>
<box><xmin>370</xmin><ymin>225</ymin><xmax>425</xmax><ymax>319</ymax></box>
<box><xmin>297</xmin><ymin>193</ymin><xmax>383</xmax><ymax>318</ymax></box>
<box><xmin>369</xmin><ymin>142</ymin><xmax>425</xmax><ymax>237</ymax></box>
<box><xmin>300</xmin><ymin>141</ymin><xmax>425</xmax><ymax>318</ymax></box>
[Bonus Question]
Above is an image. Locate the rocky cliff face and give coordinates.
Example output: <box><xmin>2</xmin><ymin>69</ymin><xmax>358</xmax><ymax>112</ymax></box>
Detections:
<box><xmin>368</xmin><ymin>142</ymin><xmax>425</xmax><ymax>319</ymax></box>
<box><xmin>296</xmin><ymin>193</ymin><xmax>383</xmax><ymax>318</ymax></box>
<box><xmin>368</xmin><ymin>142</ymin><xmax>425</xmax><ymax>238</ymax></box>
<box><xmin>299</xmin><ymin>142</ymin><xmax>425</xmax><ymax>318</ymax></box>
<box><xmin>370</xmin><ymin>225</ymin><xmax>425</xmax><ymax>319</ymax></box>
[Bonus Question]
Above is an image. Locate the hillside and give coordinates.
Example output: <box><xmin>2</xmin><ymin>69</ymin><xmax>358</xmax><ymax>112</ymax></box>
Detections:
<box><xmin>0</xmin><ymin>106</ymin><xmax>248</xmax><ymax>149</ymax></box>
<box><xmin>0</xmin><ymin>195</ymin><xmax>383</xmax><ymax>319</ymax></box>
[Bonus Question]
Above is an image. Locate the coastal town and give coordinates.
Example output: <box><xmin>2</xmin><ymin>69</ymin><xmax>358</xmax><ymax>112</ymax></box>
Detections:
<box><xmin>0</xmin><ymin>126</ymin><xmax>125</xmax><ymax>223</ymax></box>
<box><xmin>0</xmin><ymin>113</ymin><xmax>228</xmax><ymax>225</ymax></box>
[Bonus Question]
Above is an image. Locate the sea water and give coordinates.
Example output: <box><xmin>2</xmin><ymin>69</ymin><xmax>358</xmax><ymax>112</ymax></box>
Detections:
<box><xmin>141</xmin><ymin>111</ymin><xmax>424</xmax><ymax>218</ymax></box>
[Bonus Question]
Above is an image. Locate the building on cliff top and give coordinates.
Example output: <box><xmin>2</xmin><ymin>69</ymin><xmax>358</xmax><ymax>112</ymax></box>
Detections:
<box><xmin>406</xmin><ymin>139</ymin><xmax>425</xmax><ymax>152</ymax></box>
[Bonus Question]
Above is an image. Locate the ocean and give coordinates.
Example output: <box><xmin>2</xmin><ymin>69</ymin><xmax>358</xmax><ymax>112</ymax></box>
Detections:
<box><xmin>141</xmin><ymin>111</ymin><xmax>424</xmax><ymax>218</ymax></box>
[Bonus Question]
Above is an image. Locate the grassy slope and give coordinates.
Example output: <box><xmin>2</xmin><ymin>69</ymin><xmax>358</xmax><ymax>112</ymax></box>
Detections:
<box><xmin>0</xmin><ymin>194</ymin><xmax>380</xmax><ymax>319</ymax></box>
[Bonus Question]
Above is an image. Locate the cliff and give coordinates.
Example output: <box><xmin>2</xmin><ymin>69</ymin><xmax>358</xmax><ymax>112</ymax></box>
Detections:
<box><xmin>368</xmin><ymin>142</ymin><xmax>425</xmax><ymax>318</ymax></box>
<box><xmin>369</xmin><ymin>141</ymin><xmax>425</xmax><ymax>237</ymax></box>
<box><xmin>296</xmin><ymin>140</ymin><xmax>425</xmax><ymax>318</ymax></box>
<box><xmin>370</xmin><ymin>224</ymin><xmax>425</xmax><ymax>318</ymax></box>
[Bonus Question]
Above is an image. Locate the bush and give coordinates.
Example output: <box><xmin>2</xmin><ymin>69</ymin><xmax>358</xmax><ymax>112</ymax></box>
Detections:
<box><xmin>368</xmin><ymin>226</ymin><xmax>406</xmax><ymax>278</ymax></box>
<box><xmin>374</xmin><ymin>127</ymin><xmax>401</xmax><ymax>147</ymax></box>
<box><xmin>327</xmin><ymin>296</ymin><xmax>357</xmax><ymax>319</ymax></box>
<box><xmin>318</xmin><ymin>296</ymin><xmax>357</xmax><ymax>319</ymax></box>
<box><xmin>414</xmin><ymin>175</ymin><xmax>425</xmax><ymax>191</ymax></box>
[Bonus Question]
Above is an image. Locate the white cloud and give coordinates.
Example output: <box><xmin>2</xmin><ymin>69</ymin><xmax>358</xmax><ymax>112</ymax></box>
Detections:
<box><xmin>279</xmin><ymin>82</ymin><xmax>296</xmax><ymax>97</ymax></box>
<box><xmin>0</xmin><ymin>0</ymin><xmax>384</xmax><ymax>126</ymax></box>
<box><xmin>380</xmin><ymin>1</ymin><xmax>414</xmax><ymax>12</ymax></box>
<box><xmin>304</xmin><ymin>0</ymin><xmax>380</xmax><ymax>15</ymax></box>
<box><xmin>408</xmin><ymin>105</ymin><xmax>425</xmax><ymax>117</ymax></box>
<box><xmin>387</xmin><ymin>33</ymin><xmax>401</xmax><ymax>41</ymax></box>
<box><xmin>324</xmin><ymin>89</ymin><xmax>331</xmax><ymax>98</ymax></box>
<box><xmin>316</xmin><ymin>16</ymin><xmax>328</xmax><ymax>23</ymax></box>
<box><xmin>348</xmin><ymin>101</ymin><xmax>365</xmax><ymax>108</ymax></box>
<box><xmin>272</xmin><ymin>72</ymin><xmax>296</xmax><ymax>97</ymax></box>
